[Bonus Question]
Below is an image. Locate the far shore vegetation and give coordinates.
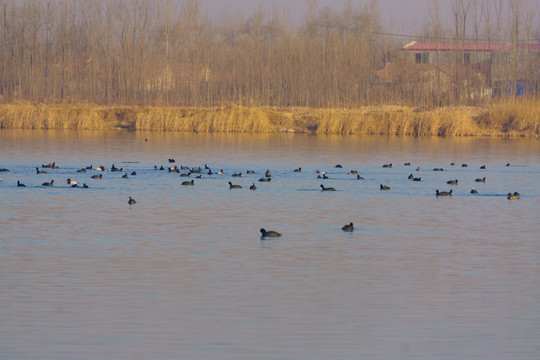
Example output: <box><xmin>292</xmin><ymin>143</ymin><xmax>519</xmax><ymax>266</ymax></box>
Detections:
<box><xmin>0</xmin><ymin>100</ymin><xmax>538</xmax><ymax>137</ymax></box>
<box><xmin>0</xmin><ymin>0</ymin><xmax>538</xmax><ymax>136</ymax></box>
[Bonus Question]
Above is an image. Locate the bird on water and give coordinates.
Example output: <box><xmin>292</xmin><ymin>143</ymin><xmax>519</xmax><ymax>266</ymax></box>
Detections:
<box><xmin>260</xmin><ymin>228</ymin><xmax>281</xmax><ymax>238</ymax></box>
<box><xmin>320</xmin><ymin>184</ymin><xmax>335</xmax><ymax>191</ymax></box>
<box><xmin>229</xmin><ymin>181</ymin><xmax>242</xmax><ymax>189</ymax></box>
<box><xmin>507</xmin><ymin>192</ymin><xmax>520</xmax><ymax>200</ymax></box>
<box><xmin>342</xmin><ymin>223</ymin><xmax>354</xmax><ymax>232</ymax></box>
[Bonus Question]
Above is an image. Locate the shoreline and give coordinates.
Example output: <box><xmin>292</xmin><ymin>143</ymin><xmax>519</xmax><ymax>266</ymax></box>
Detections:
<box><xmin>0</xmin><ymin>100</ymin><xmax>538</xmax><ymax>137</ymax></box>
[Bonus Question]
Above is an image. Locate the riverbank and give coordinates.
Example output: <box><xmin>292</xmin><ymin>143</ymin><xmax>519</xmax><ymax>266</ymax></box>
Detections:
<box><xmin>0</xmin><ymin>100</ymin><xmax>538</xmax><ymax>136</ymax></box>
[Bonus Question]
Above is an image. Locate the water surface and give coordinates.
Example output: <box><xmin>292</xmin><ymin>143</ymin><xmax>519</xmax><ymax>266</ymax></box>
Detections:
<box><xmin>1</xmin><ymin>130</ymin><xmax>539</xmax><ymax>360</ymax></box>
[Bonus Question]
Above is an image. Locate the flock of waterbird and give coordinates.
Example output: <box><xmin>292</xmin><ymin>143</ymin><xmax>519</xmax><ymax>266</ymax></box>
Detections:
<box><xmin>0</xmin><ymin>159</ymin><xmax>522</xmax><ymax>239</ymax></box>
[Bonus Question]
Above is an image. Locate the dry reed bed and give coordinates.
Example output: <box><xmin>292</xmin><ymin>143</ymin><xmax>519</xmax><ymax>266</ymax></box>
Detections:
<box><xmin>0</xmin><ymin>100</ymin><xmax>538</xmax><ymax>136</ymax></box>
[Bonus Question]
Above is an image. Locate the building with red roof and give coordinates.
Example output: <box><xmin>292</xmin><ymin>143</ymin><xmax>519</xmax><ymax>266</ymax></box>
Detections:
<box><xmin>400</xmin><ymin>41</ymin><xmax>540</xmax><ymax>99</ymax></box>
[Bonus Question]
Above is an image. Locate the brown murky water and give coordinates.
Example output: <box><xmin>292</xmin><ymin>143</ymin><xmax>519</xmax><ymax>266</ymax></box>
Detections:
<box><xmin>1</xmin><ymin>130</ymin><xmax>539</xmax><ymax>360</ymax></box>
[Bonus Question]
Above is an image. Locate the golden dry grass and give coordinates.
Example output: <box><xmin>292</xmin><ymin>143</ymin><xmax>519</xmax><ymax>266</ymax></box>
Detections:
<box><xmin>0</xmin><ymin>100</ymin><xmax>538</xmax><ymax>136</ymax></box>
<box><xmin>475</xmin><ymin>99</ymin><xmax>540</xmax><ymax>136</ymax></box>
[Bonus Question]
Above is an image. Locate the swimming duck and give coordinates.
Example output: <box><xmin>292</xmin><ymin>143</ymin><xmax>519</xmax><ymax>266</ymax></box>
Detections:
<box><xmin>229</xmin><ymin>181</ymin><xmax>242</xmax><ymax>189</ymax></box>
<box><xmin>356</xmin><ymin>175</ymin><xmax>364</xmax><ymax>180</ymax></box>
<box><xmin>320</xmin><ymin>184</ymin><xmax>336</xmax><ymax>191</ymax></box>
<box><xmin>335</xmin><ymin>164</ymin><xmax>343</xmax><ymax>168</ymax></box>
<box><xmin>128</xmin><ymin>196</ymin><xmax>136</xmax><ymax>204</ymax></box>
<box><xmin>447</xmin><ymin>179</ymin><xmax>458</xmax><ymax>185</ymax></box>
<box><xmin>348</xmin><ymin>170</ymin><xmax>358</xmax><ymax>174</ymax></box>
<box><xmin>168</xmin><ymin>158</ymin><xmax>176</xmax><ymax>163</ymax></box>
<box><xmin>217</xmin><ymin>169</ymin><xmax>224</xmax><ymax>175</ymax></box>
<box><xmin>42</xmin><ymin>179</ymin><xmax>54</xmax><ymax>186</ymax></box>
<box><xmin>77</xmin><ymin>168</ymin><xmax>86</xmax><ymax>173</ymax></box>
<box><xmin>415</xmin><ymin>167</ymin><xmax>421</xmax><ymax>171</ymax></box>
<box><xmin>232</xmin><ymin>173</ymin><xmax>242</xmax><ymax>177</ymax></box>
<box><xmin>507</xmin><ymin>192</ymin><xmax>520</xmax><ymax>200</ymax></box>
<box><xmin>380</xmin><ymin>184</ymin><xmax>390</xmax><ymax>190</ymax></box>
<box><xmin>67</xmin><ymin>178</ymin><xmax>78</xmax><ymax>185</ymax></box>
<box><xmin>404</xmin><ymin>162</ymin><xmax>411</xmax><ymax>166</ymax></box>
<box><xmin>17</xmin><ymin>180</ymin><xmax>26</xmax><ymax>187</ymax></box>
<box><xmin>260</xmin><ymin>228</ymin><xmax>281</xmax><ymax>238</ymax></box>
<box><xmin>342</xmin><ymin>222</ymin><xmax>354</xmax><ymax>232</ymax></box>
<box><xmin>180</xmin><ymin>172</ymin><xmax>190</xmax><ymax>177</ymax></box>
<box><xmin>413</xmin><ymin>177</ymin><xmax>422</xmax><ymax>181</ymax></box>
<box><xmin>246</xmin><ymin>170</ymin><xmax>256</xmax><ymax>174</ymax></box>
<box><xmin>258</xmin><ymin>177</ymin><xmax>271</xmax><ymax>182</ymax></box>
<box><xmin>475</xmin><ymin>177</ymin><xmax>486</xmax><ymax>183</ymax></box>
<box><xmin>0</xmin><ymin>168</ymin><xmax>9</xmax><ymax>172</ymax></box>
<box><xmin>462</xmin><ymin>163</ymin><xmax>468</xmax><ymax>167</ymax></box>
<box><xmin>265</xmin><ymin>169</ymin><xmax>271</xmax><ymax>177</ymax></box>
<box><xmin>131</xmin><ymin>171</ymin><xmax>137</xmax><ymax>176</ymax></box>
<box><xmin>91</xmin><ymin>174</ymin><xmax>102</xmax><ymax>179</ymax></box>
<box><xmin>36</xmin><ymin>167</ymin><xmax>47</xmax><ymax>174</ymax></box>
<box><xmin>249</xmin><ymin>183</ymin><xmax>257</xmax><ymax>190</ymax></box>
<box><xmin>382</xmin><ymin>163</ymin><xmax>392</xmax><ymax>168</ymax></box>
<box><xmin>42</xmin><ymin>162</ymin><xmax>58</xmax><ymax>169</ymax></box>
<box><xmin>435</xmin><ymin>189</ymin><xmax>453</xmax><ymax>196</ymax></box>
<box><xmin>293</xmin><ymin>167</ymin><xmax>302</xmax><ymax>172</ymax></box>
<box><xmin>480</xmin><ymin>165</ymin><xmax>486</xmax><ymax>169</ymax></box>
<box><xmin>122</xmin><ymin>172</ymin><xmax>129</xmax><ymax>178</ymax></box>
<box><xmin>470</xmin><ymin>188</ymin><xmax>478</xmax><ymax>194</ymax></box>
<box><xmin>181</xmin><ymin>179</ymin><xmax>194</xmax><ymax>186</ymax></box>
<box><xmin>433</xmin><ymin>168</ymin><xmax>444</xmax><ymax>171</ymax></box>
<box><xmin>82</xmin><ymin>183</ymin><xmax>89</xmax><ymax>188</ymax></box>
<box><xmin>408</xmin><ymin>173</ymin><xmax>414</xmax><ymax>179</ymax></box>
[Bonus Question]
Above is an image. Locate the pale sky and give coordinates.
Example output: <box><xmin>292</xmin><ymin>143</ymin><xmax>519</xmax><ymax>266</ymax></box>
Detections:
<box><xmin>199</xmin><ymin>0</ymin><xmax>455</xmax><ymax>34</ymax></box>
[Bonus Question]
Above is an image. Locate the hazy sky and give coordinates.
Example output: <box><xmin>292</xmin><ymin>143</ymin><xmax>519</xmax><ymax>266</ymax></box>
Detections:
<box><xmin>199</xmin><ymin>0</ymin><xmax>454</xmax><ymax>34</ymax></box>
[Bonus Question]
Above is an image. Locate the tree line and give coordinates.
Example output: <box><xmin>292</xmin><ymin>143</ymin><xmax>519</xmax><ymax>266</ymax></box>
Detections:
<box><xmin>0</xmin><ymin>0</ymin><xmax>538</xmax><ymax>108</ymax></box>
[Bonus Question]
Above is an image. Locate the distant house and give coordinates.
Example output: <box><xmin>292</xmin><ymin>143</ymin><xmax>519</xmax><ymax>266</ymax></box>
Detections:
<box><xmin>374</xmin><ymin>62</ymin><xmax>452</xmax><ymax>102</ymax></box>
<box><xmin>402</xmin><ymin>41</ymin><xmax>540</xmax><ymax>99</ymax></box>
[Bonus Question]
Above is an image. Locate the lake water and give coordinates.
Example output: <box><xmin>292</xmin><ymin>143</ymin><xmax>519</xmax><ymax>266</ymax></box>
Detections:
<box><xmin>1</xmin><ymin>130</ymin><xmax>539</xmax><ymax>360</ymax></box>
